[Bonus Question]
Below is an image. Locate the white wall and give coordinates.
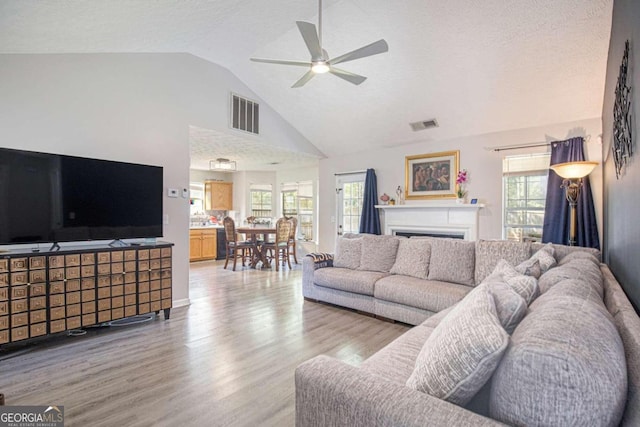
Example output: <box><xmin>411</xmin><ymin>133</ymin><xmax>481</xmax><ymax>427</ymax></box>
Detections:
<box><xmin>0</xmin><ymin>53</ymin><xmax>319</xmax><ymax>307</ymax></box>
<box><xmin>318</xmin><ymin>118</ymin><xmax>603</xmax><ymax>252</ymax></box>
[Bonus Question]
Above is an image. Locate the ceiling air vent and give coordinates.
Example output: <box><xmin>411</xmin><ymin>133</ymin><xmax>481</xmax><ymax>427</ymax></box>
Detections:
<box><xmin>230</xmin><ymin>93</ymin><xmax>259</xmax><ymax>135</ymax></box>
<box><xmin>410</xmin><ymin>118</ymin><xmax>439</xmax><ymax>132</ymax></box>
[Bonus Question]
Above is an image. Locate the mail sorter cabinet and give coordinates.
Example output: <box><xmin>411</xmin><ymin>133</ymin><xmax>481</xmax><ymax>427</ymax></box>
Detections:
<box><xmin>0</xmin><ymin>242</ymin><xmax>173</xmax><ymax>346</ymax></box>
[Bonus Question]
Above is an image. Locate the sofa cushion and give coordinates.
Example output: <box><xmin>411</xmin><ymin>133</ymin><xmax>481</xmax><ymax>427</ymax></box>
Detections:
<box><xmin>313</xmin><ymin>267</ymin><xmax>387</xmax><ymax>296</ymax></box>
<box><xmin>488</xmin><ymin>260</ymin><xmax>539</xmax><ymax>305</ymax></box>
<box><xmin>374</xmin><ymin>275</ymin><xmax>471</xmax><ymax>313</ymax></box>
<box><xmin>490</xmin><ymin>296</ymin><xmax>627</xmax><ymax>427</ymax></box>
<box><xmin>481</xmin><ymin>281</ymin><xmax>527</xmax><ymax>335</ymax></box>
<box><xmin>333</xmin><ymin>237</ymin><xmax>363</xmax><ymax>269</ymax></box>
<box><xmin>558</xmin><ymin>250</ymin><xmax>601</xmax><ymax>266</ymax></box>
<box><xmin>389</xmin><ymin>238</ymin><xmax>431</xmax><ymax>279</ymax></box>
<box><xmin>538</xmin><ymin>256</ymin><xmax>603</xmax><ymax>296</ymax></box>
<box><xmin>530</xmin><ymin>278</ymin><xmax>604</xmax><ymax>311</ymax></box>
<box><xmin>531</xmin><ymin>242</ymin><xmax>600</xmax><ymax>262</ymax></box>
<box><xmin>474</xmin><ymin>240</ymin><xmax>531</xmax><ymax>284</ymax></box>
<box><xmin>361</xmin><ymin>324</ymin><xmax>435</xmax><ymax>385</ymax></box>
<box><xmin>358</xmin><ymin>235</ymin><xmax>400</xmax><ymax>273</ymax></box>
<box><xmin>406</xmin><ymin>286</ymin><xmax>509</xmax><ymax>406</ymax></box>
<box><xmin>427</xmin><ymin>238</ymin><xmax>476</xmax><ymax>286</ymax></box>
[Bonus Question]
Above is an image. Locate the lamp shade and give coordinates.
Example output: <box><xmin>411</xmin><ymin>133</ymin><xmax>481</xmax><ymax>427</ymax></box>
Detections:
<box><xmin>550</xmin><ymin>161</ymin><xmax>598</xmax><ymax>179</ymax></box>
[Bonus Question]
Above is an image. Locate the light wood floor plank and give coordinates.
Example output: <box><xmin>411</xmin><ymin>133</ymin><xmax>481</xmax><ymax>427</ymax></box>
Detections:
<box><xmin>1</xmin><ymin>260</ymin><xmax>409</xmax><ymax>426</ymax></box>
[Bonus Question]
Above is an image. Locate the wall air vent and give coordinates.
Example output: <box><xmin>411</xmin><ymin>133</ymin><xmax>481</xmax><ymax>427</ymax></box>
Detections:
<box><xmin>230</xmin><ymin>93</ymin><xmax>259</xmax><ymax>135</ymax></box>
<box><xmin>409</xmin><ymin>118</ymin><xmax>439</xmax><ymax>132</ymax></box>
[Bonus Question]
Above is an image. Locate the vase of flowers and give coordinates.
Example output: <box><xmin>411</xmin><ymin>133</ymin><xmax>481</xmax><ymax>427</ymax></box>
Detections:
<box><xmin>456</xmin><ymin>169</ymin><xmax>468</xmax><ymax>203</ymax></box>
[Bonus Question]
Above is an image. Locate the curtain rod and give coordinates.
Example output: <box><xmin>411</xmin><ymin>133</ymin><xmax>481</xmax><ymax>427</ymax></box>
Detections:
<box><xmin>334</xmin><ymin>170</ymin><xmax>367</xmax><ymax>176</ymax></box>
<box><xmin>487</xmin><ymin>135</ymin><xmax>592</xmax><ymax>152</ymax></box>
<box><xmin>491</xmin><ymin>142</ymin><xmax>550</xmax><ymax>152</ymax></box>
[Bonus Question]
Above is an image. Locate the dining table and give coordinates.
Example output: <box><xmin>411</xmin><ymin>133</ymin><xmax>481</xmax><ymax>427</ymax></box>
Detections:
<box><xmin>236</xmin><ymin>226</ymin><xmax>277</xmax><ymax>268</ymax></box>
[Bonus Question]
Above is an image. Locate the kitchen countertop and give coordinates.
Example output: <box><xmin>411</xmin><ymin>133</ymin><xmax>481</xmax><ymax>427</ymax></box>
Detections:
<box><xmin>190</xmin><ymin>225</ymin><xmax>224</xmax><ymax>229</ymax></box>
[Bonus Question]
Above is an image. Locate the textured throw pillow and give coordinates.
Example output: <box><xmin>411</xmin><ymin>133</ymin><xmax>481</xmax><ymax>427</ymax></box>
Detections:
<box><xmin>490</xmin><ymin>296</ymin><xmax>627</xmax><ymax>427</ymax></box>
<box><xmin>474</xmin><ymin>240</ymin><xmax>532</xmax><ymax>284</ymax></box>
<box><xmin>358</xmin><ymin>235</ymin><xmax>400</xmax><ymax>272</ymax></box>
<box><xmin>514</xmin><ymin>258</ymin><xmax>542</xmax><ymax>279</ymax></box>
<box><xmin>389</xmin><ymin>238</ymin><xmax>431</xmax><ymax>279</ymax></box>
<box><xmin>427</xmin><ymin>239</ymin><xmax>476</xmax><ymax>286</ymax></box>
<box><xmin>490</xmin><ymin>260</ymin><xmax>539</xmax><ymax>305</ymax></box>
<box><xmin>333</xmin><ymin>237</ymin><xmax>363</xmax><ymax>269</ymax></box>
<box><xmin>406</xmin><ymin>287</ymin><xmax>509</xmax><ymax>405</ymax></box>
<box><xmin>529</xmin><ymin>245</ymin><xmax>557</xmax><ymax>273</ymax></box>
<box><xmin>481</xmin><ymin>281</ymin><xmax>527</xmax><ymax>335</ymax></box>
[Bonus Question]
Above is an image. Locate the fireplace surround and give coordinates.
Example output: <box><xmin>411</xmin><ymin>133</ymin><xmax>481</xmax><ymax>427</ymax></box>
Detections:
<box><xmin>375</xmin><ymin>203</ymin><xmax>484</xmax><ymax>241</ymax></box>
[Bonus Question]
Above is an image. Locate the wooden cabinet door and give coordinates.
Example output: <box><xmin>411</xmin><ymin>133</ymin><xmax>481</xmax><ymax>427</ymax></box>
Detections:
<box><xmin>201</xmin><ymin>230</ymin><xmax>217</xmax><ymax>259</ymax></box>
<box><xmin>205</xmin><ymin>181</ymin><xmax>233</xmax><ymax>210</ymax></box>
<box><xmin>189</xmin><ymin>231</ymin><xmax>203</xmax><ymax>261</ymax></box>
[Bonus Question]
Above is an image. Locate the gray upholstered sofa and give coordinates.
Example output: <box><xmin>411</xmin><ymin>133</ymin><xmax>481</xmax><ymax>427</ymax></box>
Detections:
<box><xmin>297</xmin><ymin>236</ymin><xmax>640</xmax><ymax>426</ymax></box>
<box><xmin>302</xmin><ymin>234</ymin><xmax>599</xmax><ymax>325</ymax></box>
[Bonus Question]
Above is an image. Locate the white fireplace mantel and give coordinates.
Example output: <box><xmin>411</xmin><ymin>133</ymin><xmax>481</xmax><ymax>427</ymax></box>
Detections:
<box><xmin>375</xmin><ymin>203</ymin><xmax>485</xmax><ymax>241</ymax></box>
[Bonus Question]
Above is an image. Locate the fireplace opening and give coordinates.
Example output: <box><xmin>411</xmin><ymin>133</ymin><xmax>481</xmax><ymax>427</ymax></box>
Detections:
<box><xmin>394</xmin><ymin>231</ymin><xmax>464</xmax><ymax>240</ymax></box>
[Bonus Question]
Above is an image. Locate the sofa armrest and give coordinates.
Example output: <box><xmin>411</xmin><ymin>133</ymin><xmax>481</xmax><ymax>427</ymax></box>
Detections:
<box><xmin>295</xmin><ymin>355</ymin><xmax>506</xmax><ymax>427</ymax></box>
<box><xmin>302</xmin><ymin>254</ymin><xmax>333</xmax><ymax>300</ymax></box>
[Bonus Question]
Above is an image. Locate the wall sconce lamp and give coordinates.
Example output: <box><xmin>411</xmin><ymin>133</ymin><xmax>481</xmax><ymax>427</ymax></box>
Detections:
<box><xmin>549</xmin><ymin>161</ymin><xmax>598</xmax><ymax>246</ymax></box>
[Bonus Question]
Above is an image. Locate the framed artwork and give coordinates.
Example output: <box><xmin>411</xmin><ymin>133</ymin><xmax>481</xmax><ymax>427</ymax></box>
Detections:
<box><xmin>405</xmin><ymin>150</ymin><xmax>459</xmax><ymax>200</ymax></box>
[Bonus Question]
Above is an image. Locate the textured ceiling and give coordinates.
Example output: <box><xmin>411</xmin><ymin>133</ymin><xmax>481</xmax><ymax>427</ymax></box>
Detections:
<box><xmin>189</xmin><ymin>126</ymin><xmax>321</xmax><ymax>172</ymax></box>
<box><xmin>0</xmin><ymin>0</ymin><xmax>614</xmax><ymax>168</ymax></box>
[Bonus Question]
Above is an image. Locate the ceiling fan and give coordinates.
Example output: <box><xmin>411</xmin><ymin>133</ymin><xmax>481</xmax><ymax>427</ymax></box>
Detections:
<box><xmin>250</xmin><ymin>0</ymin><xmax>388</xmax><ymax>88</ymax></box>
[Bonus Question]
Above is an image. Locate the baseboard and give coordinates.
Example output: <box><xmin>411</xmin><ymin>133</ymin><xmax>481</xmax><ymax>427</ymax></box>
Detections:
<box><xmin>172</xmin><ymin>298</ymin><xmax>191</xmax><ymax>308</ymax></box>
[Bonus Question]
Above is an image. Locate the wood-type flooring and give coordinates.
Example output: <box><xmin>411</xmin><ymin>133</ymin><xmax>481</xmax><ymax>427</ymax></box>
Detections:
<box><xmin>1</xmin><ymin>260</ymin><xmax>409</xmax><ymax>426</ymax></box>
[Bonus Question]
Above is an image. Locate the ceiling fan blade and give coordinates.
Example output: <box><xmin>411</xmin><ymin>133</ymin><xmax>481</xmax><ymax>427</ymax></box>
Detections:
<box><xmin>296</xmin><ymin>21</ymin><xmax>324</xmax><ymax>61</ymax></box>
<box><xmin>330</xmin><ymin>39</ymin><xmax>389</xmax><ymax>65</ymax></box>
<box><xmin>250</xmin><ymin>58</ymin><xmax>311</xmax><ymax>67</ymax></box>
<box><xmin>329</xmin><ymin>67</ymin><xmax>367</xmax><ymax>85</ymax></box>
<box><xmin>292</xmin><ymin>70</ymin><xmax>316</xmax><ymax>88</ymax></box>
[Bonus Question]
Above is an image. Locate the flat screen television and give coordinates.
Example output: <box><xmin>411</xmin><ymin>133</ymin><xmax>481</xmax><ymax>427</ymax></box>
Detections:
<box><xmin>0</xmin><ymin>147</ymin><xmax>163</xmax><ymax>245</ymax></box>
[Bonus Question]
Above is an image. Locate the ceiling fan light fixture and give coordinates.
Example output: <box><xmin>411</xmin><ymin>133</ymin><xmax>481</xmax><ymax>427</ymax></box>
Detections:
<box><xmin>311</xmin><ymin>61</ymin><xmax>330</xmax><ymax>74</ymax></box>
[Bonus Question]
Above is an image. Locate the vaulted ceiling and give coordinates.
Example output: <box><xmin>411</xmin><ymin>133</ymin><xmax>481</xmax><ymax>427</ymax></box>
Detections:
<box><xmin>0</xmin><ymin>0</ymin><xmax>613</xmax><ymax>165</ymax></box>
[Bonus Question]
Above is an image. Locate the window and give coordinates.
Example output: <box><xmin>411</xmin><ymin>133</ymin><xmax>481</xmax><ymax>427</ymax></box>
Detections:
<box><xmin>336</xmin><ymin>173</ymin><xmax>366</xmax><ymax>235</ymax></box>
<box><xmin>503</xmin><ymin>153</ymin><xmax>550</xmax><ymax>242</ymax></box>
<box><xmin>281</xmin><ymin>182</ymin><xmax>314</xmax><ymax>240</ymax></box>
<box><xmin>250</xmin><ymin>184</ymin><xmax>272</xmax><ymax>218</ymax></box>
<box><xmin>282</xmin><ymin>189</ymin><xmax>297</xmax><ymax>217</ymax></box>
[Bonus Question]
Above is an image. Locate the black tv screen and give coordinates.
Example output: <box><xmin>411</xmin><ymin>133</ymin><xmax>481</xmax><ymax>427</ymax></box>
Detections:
<box><xmin>0</xmin><ymin>147</ymin><xmax>163</xmax><ymax>245</ymax></box>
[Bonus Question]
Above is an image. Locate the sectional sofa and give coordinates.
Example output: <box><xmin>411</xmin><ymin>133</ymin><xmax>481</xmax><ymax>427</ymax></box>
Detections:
<box><xmin>297</xmin><ymin>235</ymin><xmax>640</xmax><ymax>426</ymax></box>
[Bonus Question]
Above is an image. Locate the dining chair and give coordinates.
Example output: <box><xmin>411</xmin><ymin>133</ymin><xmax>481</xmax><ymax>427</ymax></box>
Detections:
<box><xmin>263</xmin><ymin>217</ymin><xmax>291</xmax><ymax>271</ymax></box>
<box><xmin>223</xmin><ymin>217</ymin><xmax>253</xmax><ymax>271</ymax></box>
<box><xmin>286</xmin><ymin>216</ymin><xmax>299</xmax><ymax>264</ymax></box>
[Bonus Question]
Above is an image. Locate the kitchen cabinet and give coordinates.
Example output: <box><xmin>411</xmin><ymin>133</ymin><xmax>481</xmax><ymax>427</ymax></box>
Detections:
<box><xmin>189</xmin><ymin>229</ymin><xmax>217</xmax><ymax>261</ymax></box>
<box><xmin>205</xmin><ymin>181</ymin><xmax>233</xmax><ymax>211</ymax></box>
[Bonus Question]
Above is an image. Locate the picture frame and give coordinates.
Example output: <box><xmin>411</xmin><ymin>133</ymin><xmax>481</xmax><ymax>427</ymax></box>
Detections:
<box><xmin>405</xmin><ymin>150</ymin><xmax>460</xmax><ymax>200</ymax></box>
<box><xmin>470</xmin><ymin>198</ymin><xmax>478</xmax><ymax>205</ymax></box>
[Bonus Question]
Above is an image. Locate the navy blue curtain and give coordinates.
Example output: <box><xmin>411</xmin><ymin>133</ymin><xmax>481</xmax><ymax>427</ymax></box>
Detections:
<box><xmin>359</xmin><ymin>168</ymin><xmax>381</xmax><ymax>235</ymax></box>
<box><xmin>541</xmin><ymin>137</ymin><xmax>600</xmax><ymax>249</ymax></box>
